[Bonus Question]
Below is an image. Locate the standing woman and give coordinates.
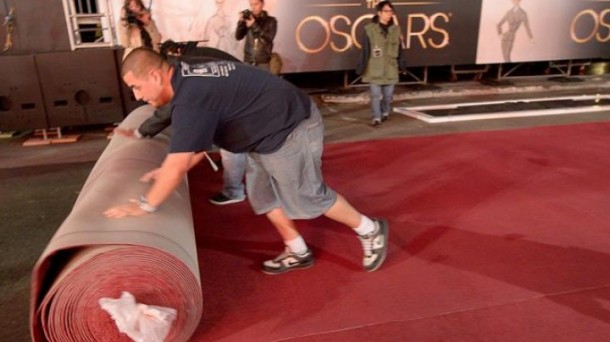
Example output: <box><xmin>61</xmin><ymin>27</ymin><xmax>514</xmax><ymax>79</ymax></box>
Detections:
<box><xmin>357</xmin><ymin>1</ymin><xmax>406</xmax><ymax>127</ymax></box>
<box><xmin>118</xmin><ymin>0</ymin><xmax>162</xmax><ymax>55</ymax></box>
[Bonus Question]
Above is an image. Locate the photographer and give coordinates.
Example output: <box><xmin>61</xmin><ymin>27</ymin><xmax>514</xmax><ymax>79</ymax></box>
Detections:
<box><xmin>235</xmin><ymin>0</ymin><xmax>277</xmax><ymax>72</ymax></box>
<box><xmin>118</xmin><ymin>0</ymin><xmax>162</xmax><ymax>56</ymax></box>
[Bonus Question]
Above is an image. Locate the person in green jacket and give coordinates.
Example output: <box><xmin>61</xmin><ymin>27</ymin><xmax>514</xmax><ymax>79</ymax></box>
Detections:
<box><xmin>356</xmin><ymin>1</ymin><xmax>406</xmax><ymax>127</ymax></box>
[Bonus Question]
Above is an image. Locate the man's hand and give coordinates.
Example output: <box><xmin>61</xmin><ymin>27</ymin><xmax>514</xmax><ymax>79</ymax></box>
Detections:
<box><xmin>105</xmin><ymin>153</ymin><xmax>192</xmax><ymax>219</ymax></box>
<box><xmin>245</xmin><ymin>16</ymin><xmax>255</xmax><ymax>28</ymax></box>
<box><xmin>140</xmin><ymin>168</ymin><xmax>161</xmax><ymax>182</ymax></box>
<box><xmin>104</xmin><ymin>200</ymin><xmax>148</xmax><ymax>218</ymax></box>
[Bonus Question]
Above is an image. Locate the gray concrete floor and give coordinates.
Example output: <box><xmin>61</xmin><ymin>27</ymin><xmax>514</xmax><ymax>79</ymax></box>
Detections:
<box><xmin>2</xmin><ymin>74</ymin><xmax>610</xmax><ymax>341</ymax></box>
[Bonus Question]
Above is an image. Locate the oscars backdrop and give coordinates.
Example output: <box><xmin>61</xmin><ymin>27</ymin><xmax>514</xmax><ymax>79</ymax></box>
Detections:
<box><xmin>111</xmin><ymin>0</ymin><xmax>609</xmax><ymax>73</ymax></box>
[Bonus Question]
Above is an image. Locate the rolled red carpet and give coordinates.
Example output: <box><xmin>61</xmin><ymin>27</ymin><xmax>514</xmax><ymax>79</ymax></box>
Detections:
<box><xmin>30</xmin><ymin>106</ymin><xmax>202</xmax><ymax>341</ymax></box>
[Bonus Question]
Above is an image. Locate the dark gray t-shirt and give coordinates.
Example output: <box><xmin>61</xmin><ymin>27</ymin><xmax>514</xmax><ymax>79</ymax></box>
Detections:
<box><xmin>169</xmin><ymin>60</ymin><xmax>311</xmax><ymax>154</ymax></box>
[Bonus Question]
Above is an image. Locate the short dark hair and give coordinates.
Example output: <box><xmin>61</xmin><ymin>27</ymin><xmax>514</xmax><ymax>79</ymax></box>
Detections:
<box><xmin>121</xmin><ymin>47</ymin><xmax>166</xmax><ymax>78</ymax></box>
<box><xmin>376</xmin><ymin>1</ymin><xmax>394</xmax><ymax>12</ymax></box>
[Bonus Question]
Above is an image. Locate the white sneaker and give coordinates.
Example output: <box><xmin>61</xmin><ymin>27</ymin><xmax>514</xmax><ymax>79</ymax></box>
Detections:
<box><xmin>359</xmin><ymin>219</ymin><xmax>389</xmax><ymax>271</ymax></box>
<box><xmin>262</xmin><ymin>247</ymin><xmax>314</xmax><ymax>274</ymax></box>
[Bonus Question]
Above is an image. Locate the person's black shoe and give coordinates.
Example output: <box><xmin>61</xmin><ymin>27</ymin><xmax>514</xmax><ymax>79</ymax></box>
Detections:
<box><xmin>208</xmin><ymin>193</ymin><xmax>246</xmax><ymax>205</ymax></box>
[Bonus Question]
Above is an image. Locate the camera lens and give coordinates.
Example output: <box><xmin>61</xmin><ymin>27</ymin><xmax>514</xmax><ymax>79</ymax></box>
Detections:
<box><xmin>126</xmin><ymin>11</ymin><xmax>138</xmax><ymax>25</ymax></box>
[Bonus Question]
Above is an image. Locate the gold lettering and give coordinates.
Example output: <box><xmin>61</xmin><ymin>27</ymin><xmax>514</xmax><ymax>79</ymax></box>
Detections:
<box><xmin>296</xmin><ymin>16</ymin><xmax>330</xmax><ymax>54</ymax></box>
<box><xmin>406</xmin><ymin>14</ymin><xmax>430</xmax><ymax>49</ymax></box>
<box><xmin>330</xmin><ymin>15</ymin><xmax>353</xmax><ymax>52</ymax></box>
<box><xmin>296</xmin><ymin>9</ymin><xmax>452</xmax><ymax>53</ymax></box>
<box><xmin>428</xmin><ymin>13</ymin><xmax>450</xmax><ymax>48</ymax></box>
<box><xmin>571</xmin><ymin>9</ymin><xmax>597</xmax><ymax>43</ymax></box>
<box><xmin>597</xmin><ymin>9</ymin><xmax>610</xmax><ymax>42</ymax></box>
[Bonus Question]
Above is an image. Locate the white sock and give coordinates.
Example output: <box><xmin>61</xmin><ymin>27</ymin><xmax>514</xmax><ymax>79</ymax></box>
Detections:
<box><xmin>354</xmin><ymin>215</ymin><xmax>375</xmax><ymax>236</ymax></box>
<box><xmin>285</xmin><ymin>236</ymin><xmax>308</xmax><ymax>255</ymax></box>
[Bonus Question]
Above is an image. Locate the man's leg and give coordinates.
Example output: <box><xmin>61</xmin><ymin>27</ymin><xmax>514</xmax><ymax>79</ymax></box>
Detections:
<box><xmin>245</xmin><ymin>149</ymin><xmax>314</xmax><ymax>274</ymax></box>
<box><xmin>369</xmin><ymin>83</ymin><xmax>383</xmax><ymax>126</ymax></box>
<box><xmin>324</xmin><ymin>194</ymin><xmax>389</xmax><ymax>272</ymax></box>
<box><xmin>254</xmin><ymin>102</ymin><xmax>389</xmax><ymax>273</ymax></box>
<box><xmin>209</xmin><ymin>149</ymin><xmax>246</xmax><ymax>205</ymax></box>
<box><xmin>266</xmin><ymin>207</ymin><xmax>301</xmax><ymax>241</ymax></box>
<box><xmin>381</xmin><ymin>84</ymin><xmax>395</xmax><ymax>121</ymax></box>
<box><xmin>261</xmin><ymin>207</ymin><xmax>314</xmax><ymax>274</ymax></box>
<box><xmin>323</xmin><ymin>194</ymin><xmax>363</xmax><ymax>228</ymax></box>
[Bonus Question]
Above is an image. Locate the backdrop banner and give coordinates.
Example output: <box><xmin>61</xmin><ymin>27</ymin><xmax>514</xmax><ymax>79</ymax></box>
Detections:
<box><xmin>477</xmin><ymin>0</ymin><xmax>610</xmax><ymax>64</ymax></box>
<box><xmin>113</xmin><ymin>0</ymin><xmax>609</xmax><ymax>73</ymax></box>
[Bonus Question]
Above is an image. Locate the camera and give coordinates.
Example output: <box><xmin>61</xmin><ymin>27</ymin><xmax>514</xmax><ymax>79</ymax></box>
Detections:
<box><xmin>125</xmin><ymin>10</ymin><xmax>139</xmax><ymax>25</ymax></box>
<box><xmin>241</xmin><ymin>9</ymin><xmax>252</xmax><ymax>20</ymax></box>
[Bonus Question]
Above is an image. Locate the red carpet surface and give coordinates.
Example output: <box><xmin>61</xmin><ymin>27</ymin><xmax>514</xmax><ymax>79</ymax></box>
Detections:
<box><xmin>188</xmin><ymin>122</ymin><xmax>610</xmax><ymax>342</ymax></box>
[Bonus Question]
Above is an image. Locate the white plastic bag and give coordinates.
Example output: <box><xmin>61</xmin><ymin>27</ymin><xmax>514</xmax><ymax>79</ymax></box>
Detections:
<box><xmin>99</xmin><ymin>291</ymin><xmax>177</xmax><ymax>342</ymax></box>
